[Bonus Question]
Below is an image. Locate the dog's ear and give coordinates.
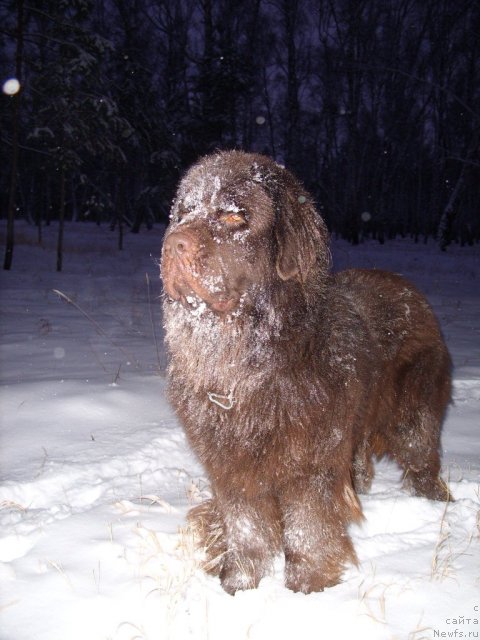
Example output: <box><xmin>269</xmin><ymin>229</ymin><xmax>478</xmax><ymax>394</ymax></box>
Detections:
<box><xmin>272</xmin><ymin>172</ymin><xmax>330</xmax><ymax>283</ymax></box>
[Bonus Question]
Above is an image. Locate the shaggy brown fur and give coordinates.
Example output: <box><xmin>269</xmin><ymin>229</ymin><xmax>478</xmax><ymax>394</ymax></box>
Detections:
<box><xmin>160</xmin><ymin>150</ymin><xmax>452</xmax><ymax>595</ymax></box>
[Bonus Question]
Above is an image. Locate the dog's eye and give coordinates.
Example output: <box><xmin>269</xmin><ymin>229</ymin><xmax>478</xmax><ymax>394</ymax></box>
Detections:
<box><xmin>219</xmin><ymin>211</ymin><xmax>246</xmax><ymax>227</ymax></box>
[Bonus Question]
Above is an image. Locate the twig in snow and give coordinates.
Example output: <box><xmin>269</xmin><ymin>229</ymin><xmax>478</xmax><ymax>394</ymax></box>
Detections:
<box><xmin>52</xmin><ymin>289</ymin><xmax>140</xmax><ymax>369</ymax></box>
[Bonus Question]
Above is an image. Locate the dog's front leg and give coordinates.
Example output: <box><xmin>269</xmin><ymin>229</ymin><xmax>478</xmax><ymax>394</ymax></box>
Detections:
<box><xmin>218</xmin><ymin>494</ymin><xmax>282</xmax><ymax>595</ymax></box>
<box><xmin>280</xmin><ymin>472</ymin><xmax>361</xmax><ymax>594</ymax></box>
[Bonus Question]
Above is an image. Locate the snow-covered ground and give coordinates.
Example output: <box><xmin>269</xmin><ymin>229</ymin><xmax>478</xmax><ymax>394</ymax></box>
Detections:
<box><xmin>0</xmin><ymin>221</ymin><xmax>478</xmax><ymax>640</ymax></box>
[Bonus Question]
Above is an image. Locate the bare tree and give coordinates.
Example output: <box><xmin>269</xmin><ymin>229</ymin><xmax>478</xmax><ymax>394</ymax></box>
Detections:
<box><xmin>3</xmin><ymin>0</ymin><xmax>24</xmax><ymax>271</ymax></box>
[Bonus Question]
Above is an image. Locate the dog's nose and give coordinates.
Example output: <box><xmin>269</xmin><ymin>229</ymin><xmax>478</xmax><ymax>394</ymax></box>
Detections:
<box><xmin>164</xmin><ymin>231</ymin><xmax>195</xmax><ymax>258</ymax></box>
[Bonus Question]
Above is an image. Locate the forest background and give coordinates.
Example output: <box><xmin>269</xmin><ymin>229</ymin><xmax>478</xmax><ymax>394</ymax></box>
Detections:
<box><xmin>1</xmin><ymin>0</ymin><xmax>479</xmax><ymax>270</ymax></box>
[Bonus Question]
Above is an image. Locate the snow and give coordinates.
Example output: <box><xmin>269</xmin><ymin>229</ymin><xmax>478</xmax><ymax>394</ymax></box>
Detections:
<box><xmin>1</xmin><ymin>221</ymin><xmax>479</xmax><ymax>640</ymax></box>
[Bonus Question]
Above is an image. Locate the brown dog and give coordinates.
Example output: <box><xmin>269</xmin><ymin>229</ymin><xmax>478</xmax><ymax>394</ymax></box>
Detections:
<box><xmin>161</xmin><ymin>150</ymin><xmax>452</xmax><ymax>595</ymax></box>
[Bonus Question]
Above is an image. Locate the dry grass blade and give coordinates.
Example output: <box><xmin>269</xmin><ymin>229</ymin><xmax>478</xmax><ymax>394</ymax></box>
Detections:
<box><xmin>0</xmin><ymin>500</ymin><xmax>26</xmax><ymax>511</ymax></box>
<box><xmin>46</xmin><ymin>559</ymin><xmax>74</xmax><ymax>590</ymax></box>
<box><xmin>52</xmin><ymin>288</ymin><xmax>140</xmax><ymax>368</ymax></box>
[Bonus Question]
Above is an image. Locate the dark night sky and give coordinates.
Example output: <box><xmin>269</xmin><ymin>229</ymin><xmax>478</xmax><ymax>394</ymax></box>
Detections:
<box><xmin>1</xmin><ymin>0</ymin><xmax>479</xmax><ymax>247</ymax></box>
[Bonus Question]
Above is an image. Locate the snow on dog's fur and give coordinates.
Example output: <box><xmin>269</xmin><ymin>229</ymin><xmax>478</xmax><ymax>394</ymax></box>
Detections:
<box><xmin>161</xmin><ymin>150</ymin><xmax>452</xmax><ymax>595</ymax></box>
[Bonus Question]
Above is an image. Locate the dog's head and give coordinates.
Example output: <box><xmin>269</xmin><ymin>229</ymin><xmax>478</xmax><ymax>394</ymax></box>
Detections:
<box><xmin>161</xmin><ymin>150</ymin><xmax>330</xmax><ymax>317</ymax></box>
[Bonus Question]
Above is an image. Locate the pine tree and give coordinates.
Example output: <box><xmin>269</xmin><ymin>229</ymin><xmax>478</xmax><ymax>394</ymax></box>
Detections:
<box><xmin>26</xmin><ymin>0</ymin><xmax>136</xmax><ymax>268</ymax></box>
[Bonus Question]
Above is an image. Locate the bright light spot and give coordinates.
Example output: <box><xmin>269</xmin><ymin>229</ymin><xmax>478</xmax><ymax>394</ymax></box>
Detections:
<box><xmin>255</xmin><ymin>115</ymin><xmax>266</xmax><ymax>125</ymax></box>
<box><xmin>54</xmin><ymin>347</ymin><xmax>65</xmax><ymax>359</ymax></box>
<box><xmin>2</xmin><ymin>78</ymin><xmax>20</xmax><ymax>95</ymax></box>
<box><xmin>298</xmin><ymin>195</ymin><xmax>307</xmax><ymax>204</ymax></box>
<box><xmin>361</xmin><ymin>211</ymin><xmax>371</xmax><ymax>222</ymax></box>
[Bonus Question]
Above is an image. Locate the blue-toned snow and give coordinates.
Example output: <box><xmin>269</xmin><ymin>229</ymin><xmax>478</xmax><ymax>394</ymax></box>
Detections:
<box><xmin>0</xmin><ymin>222</ymin><xmax>478</xmax><ymax>640</ymax></box>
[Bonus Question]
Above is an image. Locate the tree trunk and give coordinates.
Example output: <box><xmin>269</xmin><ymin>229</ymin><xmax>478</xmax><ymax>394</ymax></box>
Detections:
<box><xmin>282</xmin><ymin>0</ymin><xmax>299</xmax><ymax>167</ymax></box>
<box><xmin>117</xmin><ymin>171</ymin><xmax>125</xmax><ymax>250</ymax></box>
<box><xmin>437</xmin><ymin>129</ymin><xmax>479</xmax><ymax>250</ymax></box>
<box><xmin>3</xmin><ymin>0</ymin><xmax>24</xmax><ymax>271</ymax></box>
<box><xmin>437</xmin><ymin>167</ymin><xmax>465</xmax><ymax>251</ymax></box>
<box><xmin>263</xmin><ymin>66</ymin><xmax>276</xmax><ymax>158</ymax></box>
<box><xmin>56</xmin><ymin>165</ymin><xmax>66</xmax><ymax>272</ymax></box>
